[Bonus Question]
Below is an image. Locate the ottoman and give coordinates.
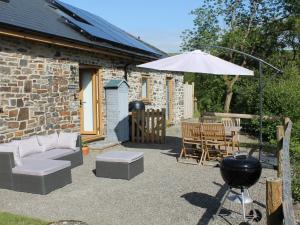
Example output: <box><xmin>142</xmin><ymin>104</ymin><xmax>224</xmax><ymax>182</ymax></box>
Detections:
<box><xmin>12</xmin><ymin>158</ymin><xmax>72</xmax><ymax>195</ymax></box>
<box><xmin>96</xmin><ymin>151</ymin><xmax>144</xmax><ymax>180</ymax></box>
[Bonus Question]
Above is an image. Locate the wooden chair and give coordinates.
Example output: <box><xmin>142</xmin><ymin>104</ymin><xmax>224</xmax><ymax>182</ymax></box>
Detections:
<box><xmin>221</xmin><ymin>118</ymin><xmax>241</xmax><ymax>151</ymax></box>
<box><xmin>221</xmin><ymin>117</ymin><xmax>240</xmax><ymax>127</ymax></box>
<box><xmin>200</xmin><ymin>123</ymin><xmax>234</xmax><ymax>162</ymax></box>
<box><xmin>199</xmin><ymin>116</ymin><xmax>219</xmax><ymax>123</ymax></box>
<box><xmin>179</xmin><ymin>122</ymin><xmax>204</xmax><ymax>164</ymax></box>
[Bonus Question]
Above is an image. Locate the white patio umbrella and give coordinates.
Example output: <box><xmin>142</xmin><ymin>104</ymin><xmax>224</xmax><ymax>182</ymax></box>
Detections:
<box><xmin>138</xmin><ymin>48</ymin><xmax>283</xmax><ymax>162</ymax></box>
<box><xmin>138</xmin><ymin>50</ymin><xmax>254</xmax><ymax>76</ymax></box>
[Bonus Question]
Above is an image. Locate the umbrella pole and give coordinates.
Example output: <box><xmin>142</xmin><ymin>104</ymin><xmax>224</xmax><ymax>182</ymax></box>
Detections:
<box><xmin>259</xmin><ymin>61</ymin><xmax>263</xmax><ymax>161</ymax></box>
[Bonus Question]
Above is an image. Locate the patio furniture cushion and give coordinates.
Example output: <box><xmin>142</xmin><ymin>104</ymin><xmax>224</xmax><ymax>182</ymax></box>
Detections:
<box><xmin>12</xmin><ymin>136</ymin><xmax>42</xmax><ymax>158</ymax></box>
<box><xmin>12</xmin><ymin>158</ymin><xmax>71</xmax><ymax>176</ymax></box>
<box><xmin>24</xmin><ymin>148</ymin><xmax>80</xmax><ymax>160</ymax></box>
<box><xmin>96</xmin><ymin>151</ymin><xmax>144</xmax><ymax>163</ymax></box>
<box><xmin>57</xmin><ymin>132</ymin><xmax>78</xmax><ymax>150</ymax></box>
<box><xmin>0</xmin><ymin>143</ymin><xmax>22</xmax><ymax>166</ymax></box>
<box><xmin>37</xmin><ymin>132</ymin><xmax>59</xmax><ymax>152</ymax></box>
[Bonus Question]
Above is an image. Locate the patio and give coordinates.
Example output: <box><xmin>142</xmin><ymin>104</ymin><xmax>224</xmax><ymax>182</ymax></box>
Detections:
<box><xmin>0</xmin><ymin>127</ymin><xmax>275</xmax><ymax>225</ymax></box>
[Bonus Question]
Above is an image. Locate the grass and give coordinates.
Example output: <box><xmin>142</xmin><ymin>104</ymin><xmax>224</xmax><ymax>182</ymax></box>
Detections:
<box><xmin>0</xmin><ymin>212</ymin><xmax>47</xmax><ymax>225</ymax></box>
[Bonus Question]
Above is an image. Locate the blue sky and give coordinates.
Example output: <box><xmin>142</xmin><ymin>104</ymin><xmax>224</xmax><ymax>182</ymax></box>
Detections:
<box><xmin>61</xmin><ymin>0</ymin><xmax>200</xmax><ymax>53</ymax></box>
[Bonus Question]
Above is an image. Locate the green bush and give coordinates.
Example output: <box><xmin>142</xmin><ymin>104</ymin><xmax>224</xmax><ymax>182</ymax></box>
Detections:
<box><xmin>243</xmin><ymin>118</ymin><xmax>300</xmax><ymax>202</ymax></box>
<box><xmin>242</xmin><ymin>118</ymin><xmax>282</xmax><ymax>143</ymax></box>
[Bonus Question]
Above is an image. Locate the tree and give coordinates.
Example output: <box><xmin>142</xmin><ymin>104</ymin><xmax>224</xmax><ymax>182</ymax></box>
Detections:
<box><xmin>181</xmin><ymin>0</ymin><xmax>298</xmax><ymax>113</ymax></box>
<box><xmin>185</xmin><ymin>0</ymin><xmax>300</xmax><ymax>201</ymax></box>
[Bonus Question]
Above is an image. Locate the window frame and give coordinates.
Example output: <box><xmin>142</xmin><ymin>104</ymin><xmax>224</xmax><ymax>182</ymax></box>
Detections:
<box><xmin>141</xmin><ymin>75</ymin><xmax>151</xmax><ymax>104</ymax></box>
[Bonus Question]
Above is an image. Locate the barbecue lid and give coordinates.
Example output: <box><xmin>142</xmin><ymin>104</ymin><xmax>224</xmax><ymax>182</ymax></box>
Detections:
<box><xmin>221</xmin><ymin>154</ymin><xmax>261</xmax><ymax>170</ymax></box>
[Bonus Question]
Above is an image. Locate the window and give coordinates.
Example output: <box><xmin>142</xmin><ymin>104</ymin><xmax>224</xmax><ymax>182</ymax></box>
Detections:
<box><xmin>141</xmin><ymin>76</ymin><xmax>151</xmax><ymax>103</ymax></box>
<box><xmin>141</xmin><ymin>78</ymin><xmax>148</xmax><ymax>98</ymax></box>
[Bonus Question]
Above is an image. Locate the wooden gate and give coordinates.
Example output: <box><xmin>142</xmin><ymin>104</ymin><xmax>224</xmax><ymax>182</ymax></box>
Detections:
<box><xmin>131</xmin><ymin>109</ymin><xmax>166</xmax><ymax>144</ymax></box>
<box><xmin>183</xmin><ymin>82</ymin><xmax>194</xmax><ymax>119</ymax></box>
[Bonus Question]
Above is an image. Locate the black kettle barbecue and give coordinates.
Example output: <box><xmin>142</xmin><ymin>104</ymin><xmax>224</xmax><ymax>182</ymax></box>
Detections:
<box><xmin>215</xmin><ymin>154</ymin><xmax>262</xmax><ymax>224</ymax></box>
<box><xmin>220</xmin><ymin>154</ymin><xmax>262</xmax><ymax>189</ymax></box>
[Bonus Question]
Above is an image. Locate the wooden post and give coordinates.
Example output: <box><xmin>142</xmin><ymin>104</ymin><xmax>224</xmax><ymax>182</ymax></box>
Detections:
<box><xmin>151</xmin><ymin>109</ymin><xmax>155</xmax><ymax>143</ymax></box>
<box><xmin>146</xmin><ymin>109</ymin><xmax>150</xmax><ymax>143</ymax></box>
<box><xmin>141</xmin><ymin>110</ymin><xmax>145</xmax><ymax>144</ymax></box>
<box><xmin>194</xmin><ymin>97</ymin><xmax>198</xmax><ymax>115</ymax></box>
<box><xmin>192</xmin><ymin>82</ymin><xmax>195</xmax><ymax>115</ymax></box>
<box><xmin>284</xmin><ymin>117</ymin><xmax>290</xmax><ymax>129</ymax></box>
<box><xmin>136</xmin><ymin>110</ymin><xmax>140</xmax><ymax>143</ymax></box>
<box><xmin>162</xmin><ymin>108</ymin><xmax>166</xmax><ymax>144</ymax></box>
<box><xmin>132</xmin><ymin>112</ymin><xmax>135</xmax><ymax>143</ymax></box>
<box><xmin>156</xmin><ymin>109</ymin><xmax>160</xmax><ymax>143</ymax></box>
<box><xmin>266</xmin><ymin>177</ymin><xmax>283</xmax><ymax>225</ymax></box>
<box><xmin>276</xmin><ymin>125</ymin><xmax>285</xmax><ymax>178</ymax></box>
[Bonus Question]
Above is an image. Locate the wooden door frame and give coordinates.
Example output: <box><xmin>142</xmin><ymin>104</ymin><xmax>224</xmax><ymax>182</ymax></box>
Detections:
<box><xmin>95</xmin><ymin>69</ymin><xmax>104</xmax><ymax>136</ymax></box>
<box><xmin>79</xmin><ymin>69</ymin><xmax>98</xmax><ymax>135</ymax></box>
<box><xmin>166</xmin><ymin>77</ymin><xmax>174</xmax><ymax>124</ymax></box>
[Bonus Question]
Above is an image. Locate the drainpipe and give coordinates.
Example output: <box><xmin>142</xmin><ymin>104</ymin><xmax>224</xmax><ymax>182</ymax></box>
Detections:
<box><xmin>124</xmin><ymin>64</ymin><xmax>131</xmax><ymax>81</ymax></box>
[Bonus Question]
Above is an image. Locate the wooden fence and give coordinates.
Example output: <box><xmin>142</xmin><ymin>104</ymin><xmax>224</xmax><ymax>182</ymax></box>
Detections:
<box><xmin>266</xmin><ymin>118</ymin><xmax>297</xmax><ymax>225</ymax></box>
<box><xmin>131</xmin><ymin>109</ymin><xmax>166</xmax><ymax>144</ymax></box>
<box><xmin>201</xmin><ymin>113</ymin><xmax>297</xmax><ymax>224</ymax></box>
<box><xmin>202</xmin><ymin>112</ymin><xmax>280</xmax><ymax>120</ymax></box>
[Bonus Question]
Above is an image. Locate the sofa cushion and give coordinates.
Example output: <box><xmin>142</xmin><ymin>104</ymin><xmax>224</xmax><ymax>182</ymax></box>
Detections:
<box><xmin>24</xmin><ymin>148</ymin><xmax>80</xmax><ymax>160</ymax></box>
<box><xmin>0</xmin><ymin>143</ymin><xmax>22</xmax><ymax>166</ymax></box>
<box><xmin>12</xmin><ymin>158</ymin><xmax>71</xmax><ymax>176</ymax></box>
<box><xmin>96</xmin><ymin>151</ymin><xmax>144</xmax><ymax>163</ymax></box>
<box><xmin>57</xmin><ymin>132</ymin><xmax>78</xmax><ymax>150</ymax></box>
<box><xmin>37</xmin><ymin>132</ymin><xmax>58</xmax><ymax>152</ymax></box>
<box><xmin>13</xmin><ymin>136</ymin><xmax>42</xmax><ymax>158</ymax></box>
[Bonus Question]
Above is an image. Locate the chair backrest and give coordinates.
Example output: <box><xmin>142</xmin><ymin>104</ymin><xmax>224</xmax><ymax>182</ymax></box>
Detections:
<box><xmin>221</xmin><ymin>117</ymin><xmax>241</xmax><ymax>127</ymax></box>
<box><xmin>181</xmin><ymin>122</ymin><xmax>201</xmax><ymax>141</ymax></box>
<box><xmin>201</xmin><ymin>123</ymin><xmax>226</xmax><ymax>141</ymax></box>
<box><xmin>199</xmin><ymin>116</ymin><xmax>219</xmax><ymax>123</ymax></box>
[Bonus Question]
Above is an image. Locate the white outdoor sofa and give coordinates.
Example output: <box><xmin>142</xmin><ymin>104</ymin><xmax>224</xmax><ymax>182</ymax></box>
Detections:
<box><xmin>0</xmin><ymin>132</ymin><xmax>83</xmax><ymax>195</ymax></box>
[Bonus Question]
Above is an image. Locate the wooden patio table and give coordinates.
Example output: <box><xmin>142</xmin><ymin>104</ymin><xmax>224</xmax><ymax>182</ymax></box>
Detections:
<box><xmin>202</xmin><ymin>125</ymin><xmax>241</xmax><ymax>164</ymax></box>
<box><xmin>225</xmin><ymin>126</ymin><xmax>242</xmax><ymax>136</ymax></box>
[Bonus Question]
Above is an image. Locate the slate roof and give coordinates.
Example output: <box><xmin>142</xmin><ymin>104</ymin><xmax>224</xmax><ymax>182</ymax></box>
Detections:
<box><xmin>104</xmin><ymin>80</ymin><xmax>129</xmax><ymax>89</ymax></box>
<box><xmin>0</xmin><ymin>0</ymin><xmax>166</xmax><ymax>59</ymax></box>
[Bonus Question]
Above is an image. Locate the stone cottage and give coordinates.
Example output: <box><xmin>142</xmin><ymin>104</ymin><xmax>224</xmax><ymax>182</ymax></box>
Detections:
<box><xmin>0</xmin><ymin>0</ymin><xmax>184</xmax><ymax>143</ymax></box>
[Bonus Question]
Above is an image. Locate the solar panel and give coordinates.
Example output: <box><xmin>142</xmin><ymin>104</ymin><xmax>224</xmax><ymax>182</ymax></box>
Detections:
<box><xmin>54</xmin><ymin>0</ymin><xmax>163</xmax><ymax>56</ymax></box>
<box><xmin>64</xmin><ymin>16</ymin><xmax>119</xmax><ymax>44</ymax></box>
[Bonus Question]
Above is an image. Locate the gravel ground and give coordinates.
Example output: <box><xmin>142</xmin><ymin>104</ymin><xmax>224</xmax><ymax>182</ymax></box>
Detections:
<box><xmin>0</xmin><ymin>128</ymin><xmax>275</xmax><ymax>225</ymax></box>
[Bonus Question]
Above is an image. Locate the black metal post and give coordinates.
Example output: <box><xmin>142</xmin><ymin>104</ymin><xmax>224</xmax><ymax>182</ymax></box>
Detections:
<box><xmin>259</xmin><ymin>61</ymin><xmax>263</xmax><ymax>160</ymax></box>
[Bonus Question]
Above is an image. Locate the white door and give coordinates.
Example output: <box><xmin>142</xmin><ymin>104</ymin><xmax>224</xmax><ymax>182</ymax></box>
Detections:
<box><xmin>80</xmin><ymin>70</ymin><xmax>96</xmax><ymax>134</ymax></box>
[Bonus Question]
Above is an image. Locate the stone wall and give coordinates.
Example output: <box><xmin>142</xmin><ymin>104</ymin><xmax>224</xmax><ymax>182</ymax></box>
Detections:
<box><xmin>0</xmin><ymin>36</ymin><xmax>184</xmax><ymax>143</ymax></box>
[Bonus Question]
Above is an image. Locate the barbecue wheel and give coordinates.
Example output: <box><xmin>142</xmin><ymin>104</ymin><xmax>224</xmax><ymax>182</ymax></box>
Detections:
<box><xmin>239</xmin><ymin>222</ymin><xmax>250</xmax><ymax>225</ymax></box>
<box><xmin>248</xmin><ymin>209</ymin><xmax>262</xmax><ymax>222</ymax></box>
